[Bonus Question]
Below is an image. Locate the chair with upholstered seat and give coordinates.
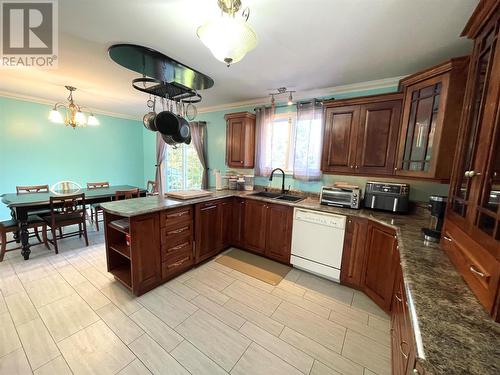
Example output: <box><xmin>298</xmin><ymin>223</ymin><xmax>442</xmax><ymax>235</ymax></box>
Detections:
<box><xmin>87</xmin><ymin>181</ymin><xmax>110</xmax><ymax>231</ymax></box>
<box><xmin>44</xmin><ymin>193</ymin><xmax>88</xmax><ymax>254</ymax></box>
<box><xmin>0</xmin><ymin>216</ymin><xmax>49</xmax><ymax>261</ymax></box>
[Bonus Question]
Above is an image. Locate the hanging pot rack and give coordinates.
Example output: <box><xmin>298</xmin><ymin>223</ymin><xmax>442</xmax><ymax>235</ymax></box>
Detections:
<box><xmin>108</xmin><ymin>44</ymin><xmax>214</xmax><ymax>103</ymax></box>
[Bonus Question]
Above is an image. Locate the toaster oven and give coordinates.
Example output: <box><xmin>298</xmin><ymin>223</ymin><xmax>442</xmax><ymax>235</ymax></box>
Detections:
<box><xmin>320</xmin><ymin>186</ymin><xmax>361</xmax><ymax>209</ymax></box>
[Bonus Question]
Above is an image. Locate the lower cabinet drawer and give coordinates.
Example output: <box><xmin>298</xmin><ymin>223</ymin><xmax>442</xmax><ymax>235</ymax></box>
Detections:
<box><xmin>442</xmin><ymin>220</ymin><xmax>500</xmax><ymax>312</ymax></box>
<box><xmin>161</xmin><ymin>223</ymin><xmax>192</xmax><ymax>246</ymax></box>
<box><xmin>161</xmin><ymin>237</ymin><xmax>192</xmax><ymax>261</ymax></box>
<box><xmin>162</xmin><ymin>252</ymin><xmax>193</xmax><ymax>279</ymax></box>
<box><xmin>160</xmin><ymin>206</ymin><xmax>192</xmax><ymax>228</ymax></box>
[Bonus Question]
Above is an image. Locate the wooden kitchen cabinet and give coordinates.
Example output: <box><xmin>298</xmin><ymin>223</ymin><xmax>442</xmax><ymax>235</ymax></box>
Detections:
<box><xmin>361</xmin><ymin>220</ymin><xmax>399</xmax><ymax>313</ymax></box>
<box><xmin>445</xmin><ymin>0</ymin><xmax>500</xmax><ymax>321</ymax></box>
<box><xmin>391</xmin><ymin>255</ymin><xmax>418</xmax><ymax>375</ymax></box>
<box><xmin>232</xmin><ymin>197</ymin><xmax>245</xmax><ymax>246</ymax></box>
<box><xmin>242</xmin><ymin>199</ymin><xmax>267</xmax><ymax>253</ymax></box>
<box><xmin>219</xmin><ymin>199</ymin><xmax>233</xmax><ymax>249</ymax></box>
<box><xmin>395</xmin><ymin>57</ymin><xmax>469</xmax><ymax>180</ymax></box>
<box><xmin>322</xmin><ymin>93</ymin><xmax>402</xmax><ymax>176</ymax></box>
<box><xmin>225</xmin><ymin>112</ymin><xmax>256</xmax><ymax>168</ymax></box>
<box><xmin>105</xmin><ymin>212</ymin><xmax>162</xmax><ymax>296</ymax></box>
<box><xmin>195</xmin><ymin>198</ymin><xmax>233</xmax><ymax>264</ymax></box>
<box><xmin>265</xmin><ymin>203</ymin><xmax>293</xmax><ymax>263</ymax></box>
<box><xmin>195</xmin><ymin>201</ymin><xmax>219</xmax><ymax>263</ymax></box>
<box><xmin>340</xmin><ymin>216</ymin><xmax>368</xmax><ymax>288</ymax></box>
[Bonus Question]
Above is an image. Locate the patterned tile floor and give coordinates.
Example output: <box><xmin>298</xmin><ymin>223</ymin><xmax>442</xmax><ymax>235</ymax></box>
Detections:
<box><xmin>0</xmin><ymin>225</ymin><xmax>391</xmax><ymax>375</ymax></box>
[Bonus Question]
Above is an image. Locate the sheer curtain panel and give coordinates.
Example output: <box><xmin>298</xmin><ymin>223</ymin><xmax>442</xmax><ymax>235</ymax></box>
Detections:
<box><xmin>254</xmin><ymin>106</ymin><xmax>275</xmax><ymax>177</ymax></box>
<box><xmin>293</xmin><ymin>100</ymin><xmax>324</xmax><ymax>181</ymax></box>
<box><xmin>190</xmin><ymin>121</ymin><xmax>208</xmax><ymax>189</ymax></box>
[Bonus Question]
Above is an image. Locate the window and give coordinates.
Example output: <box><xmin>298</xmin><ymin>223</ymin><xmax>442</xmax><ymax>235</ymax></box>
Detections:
<box><xmin>164</xmin><ymin>143</ymin><xmax>202</xmax><ymax>191</ymax></box>
<box><xmin>259</xmin><ymin>112</ymin><xmax>296</xmax><ymax>173</ymax></box>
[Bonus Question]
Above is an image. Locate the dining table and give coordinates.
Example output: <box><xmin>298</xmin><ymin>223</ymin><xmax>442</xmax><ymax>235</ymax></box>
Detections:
<box><xmin>1</xmin><ymin>185</ymin><xmax>146</xmax><ymax>260</ymax></box>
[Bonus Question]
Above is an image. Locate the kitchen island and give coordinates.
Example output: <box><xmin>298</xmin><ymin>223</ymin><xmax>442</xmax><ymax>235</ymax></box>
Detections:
<box><xmin>101</xmin><ymin>190</ymin><xmax>500</xmax><ymax>375</ymax></box>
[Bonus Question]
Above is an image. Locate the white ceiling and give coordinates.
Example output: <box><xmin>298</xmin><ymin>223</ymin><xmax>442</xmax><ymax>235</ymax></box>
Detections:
<box><xmin>0</xmin><ymin>0</ymin><xmax>477</xmax><ymax>119</ymax></box>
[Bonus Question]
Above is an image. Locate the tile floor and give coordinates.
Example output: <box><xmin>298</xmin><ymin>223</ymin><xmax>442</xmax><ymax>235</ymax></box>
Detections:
<box><xmin>0</xmin><ymin>225</ymin><xmax>391</xmax><ymax>375</ymax></box>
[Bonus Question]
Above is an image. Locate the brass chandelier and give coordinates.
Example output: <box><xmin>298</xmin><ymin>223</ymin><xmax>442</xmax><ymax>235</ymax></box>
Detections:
<box><xmin>48</xmin><ymin>86</ymin><xmax>99</xmax><ymax>128</ymax></box>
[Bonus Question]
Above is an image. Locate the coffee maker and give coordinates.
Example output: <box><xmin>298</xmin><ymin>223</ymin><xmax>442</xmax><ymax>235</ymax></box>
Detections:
<box><xmin>421</xmin><ymin>195</ymin><xmax>447</xmax><ymax>242</ymax></box>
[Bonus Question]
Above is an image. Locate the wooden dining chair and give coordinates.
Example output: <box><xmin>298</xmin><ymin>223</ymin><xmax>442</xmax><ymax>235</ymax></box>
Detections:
<box><xmin>43</xmin><ymin>193</ymin><xmax>88</xmax><ymax>254</ymax></box>
<box><xmin>16</xmin><ymin>185</ymin><xmax>50</xmax><ymax>194</ymax></box>
<box><xmin>115</xmin><ymin>188</ymin><xmax>140</xmax><ymax>200</ymax></box>
<box><xmin>87</xmin><ymin>181</ymin><xmax>110</xmax><ymax>231</ymax></box>
<box><xmin>14</xmin><ymin>184</ymin><xmax>52</xmax><ymax>235</ymax></box>
<box><xmin>0</xmin><ymin>216</ymin><xmax>49</xmax><ymax>261</ymax></box>
<box><xmin>146</xmin><ymin>180</ymin><xmax>158</xmax><ymax>196</ymax></box>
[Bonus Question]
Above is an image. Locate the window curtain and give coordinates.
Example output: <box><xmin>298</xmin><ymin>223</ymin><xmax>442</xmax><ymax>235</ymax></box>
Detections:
<box><xmin>154</xmin><ymin>132</ymin><xmax>167</xmax><ymax>194</ymax></box>
<box><xmin>293</xmin><ymin>99</ymin><xmax>324</xmax><ymax>181</ymax></box>
<box><xmin>254</xmin><ymin>106</ymin><xmax>275</xmax><ymax>177</ymax></box>
<box><xmin>190</xmin><ymin>121</ymin><xmax>208</xmax><ymax>189</ymax></box>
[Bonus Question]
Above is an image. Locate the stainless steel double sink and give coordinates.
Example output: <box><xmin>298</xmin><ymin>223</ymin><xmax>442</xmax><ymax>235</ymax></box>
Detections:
<box><xmin>250</xmin><ymin>191</ymin><xmax>305</xmax><ymax>202</ymax></box>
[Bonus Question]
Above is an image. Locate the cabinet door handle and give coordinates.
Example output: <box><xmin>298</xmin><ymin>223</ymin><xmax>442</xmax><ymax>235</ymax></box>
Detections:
<box><xmin>168</xmin><ymin>256</ymin><xmax>190</xmax><ymax>268</ymax></box>
<box><xmin>167</xmin><ymin>226</ymin><xmax>189</xmax><ymax>235</ymax></box>
<box><xmin>443</xmin><ymin>236</ymin><xmax>452</xmax><ymax>242</ymax></box>
<box><xmin>465</xmin><ymin>170</ymin><xmax>482</xmax><ymax>178</ymax></box>
<box><xmin>350</xmin><ymin>165</ymin><xmax>354</xmax><ymax>169</ymax></box>
<box><xmin>201</xmin><ymin>205</ymin><xmax>217</xmax><ymax>211</ymax></box>
<box><xmin>395</xmin><ymin>293</ymin><xmax>403</xmax><ymax>303</ymax></box>
<box><xmin>399</xmin><ymin>341</ymin><xmax>409</xmax><ymax>359</ymax></box>
<box><xmin>168</xmin><ymin>211</ymin><xmax>189</xmax><ymax>218</ymax></box>
<box><xmin>469</xmin><ymin>265</ymin><xmax>486</xmax><ymax>278</ymax></box>
<box><xmin>168</xmin><ymin>242</ymin><xmax>189</xmax><ymax>252</ymax></box>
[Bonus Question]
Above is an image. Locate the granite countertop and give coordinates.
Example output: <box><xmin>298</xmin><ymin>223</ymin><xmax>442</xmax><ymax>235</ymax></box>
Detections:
<box><xmin>101</xmin><ymin>190</ymin><xmax>500</xmax><ymax>375</ymax></box>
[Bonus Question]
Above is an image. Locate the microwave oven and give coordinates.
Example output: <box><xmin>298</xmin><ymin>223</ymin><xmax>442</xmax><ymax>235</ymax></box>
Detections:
<box><xmin>320</xmin><ymin>186</ymin><xmax>361</xmax><ymax>209</ymax></box>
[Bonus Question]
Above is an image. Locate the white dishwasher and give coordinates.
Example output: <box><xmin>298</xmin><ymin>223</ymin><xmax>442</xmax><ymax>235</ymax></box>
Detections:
<box><xmin>291</xmin><ymin>208</ymin><xmax>346</xmax><ymax>282</ymax></box>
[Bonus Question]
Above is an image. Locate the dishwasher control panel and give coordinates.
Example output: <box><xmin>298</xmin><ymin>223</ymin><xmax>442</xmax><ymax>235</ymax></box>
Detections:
<box><xmin>294</xmin><ymin>209</ymin><xmax>346</xmax><ymax>229</ymax></box>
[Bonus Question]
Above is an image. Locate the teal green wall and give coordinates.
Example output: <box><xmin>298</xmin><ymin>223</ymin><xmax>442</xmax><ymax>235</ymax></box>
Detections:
<box><xmin>0</xmin><ymin>96</ymin><xmax>145</xmax><ymax>220</ymax></box>
<box><xmin>142</xmin><ymin>87</ymin><xmax>449</xmax><ymax>202</ymax></box>
<box><xmin>1</xmin><ymin>84</ymin><xmax>450</xmax><ymax>221</ymax></box>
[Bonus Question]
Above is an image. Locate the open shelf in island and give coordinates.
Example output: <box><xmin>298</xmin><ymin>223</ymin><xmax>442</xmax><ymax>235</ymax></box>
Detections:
<box><xmin>104</xmin><ymin>210</ymin><xmax>162</xmax><ymax>296</ymax></box>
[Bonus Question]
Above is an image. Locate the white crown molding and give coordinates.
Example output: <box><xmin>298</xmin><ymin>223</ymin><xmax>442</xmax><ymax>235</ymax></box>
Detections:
<box><xmin>0</xmin><ymin>75</ymin><xmax>405</xmax><ymax>119</ymax></box>
<box><xmin>0</xmin><ymin>90</ymin><xmax>142</xmax><ymax>121</ymax></box>
<box><xmin>197</xmin><ymin>76</ymin><xmax>406</xmax><ymax>113</ymax></box>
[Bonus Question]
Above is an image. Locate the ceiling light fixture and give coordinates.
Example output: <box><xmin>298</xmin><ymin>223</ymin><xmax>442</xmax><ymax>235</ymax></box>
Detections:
<box><xmin>197</xmin><ymin>0</ymin><xmax>258</xmax><ymax>67</ymax></box>
<box><xmin>269</xmin><ymin>87</ymin><xmax>296</xmax><ymax>107</ymax></box>
<box><xmin>49</xmin><ymin>86</ymin><xmax>99</xmax><ymax>129</ymax></box>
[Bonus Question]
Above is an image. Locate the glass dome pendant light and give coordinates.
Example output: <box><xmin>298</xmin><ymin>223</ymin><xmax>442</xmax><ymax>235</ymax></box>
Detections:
<box><xmin>197</xmin><ymin>0</ymin><xmax>258</xmax><ymax>67</ymax></box>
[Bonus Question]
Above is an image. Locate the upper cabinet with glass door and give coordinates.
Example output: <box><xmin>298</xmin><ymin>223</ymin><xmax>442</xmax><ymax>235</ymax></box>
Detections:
<box><xmin>395</xmin><ymin>57</ymin><xmax>469</xmax><ymax>180</ymax></box>
<box><xmin>449</xmin><ymin>2</ymin><xmax>500</xmax><ymax>257</ymax></box>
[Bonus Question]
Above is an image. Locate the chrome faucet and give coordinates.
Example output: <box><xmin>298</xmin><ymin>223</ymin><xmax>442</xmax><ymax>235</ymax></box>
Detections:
<box><xmin>269</xmin><ymin>168</ymin><xmax>286</xmax><ymax>194</ymax></box>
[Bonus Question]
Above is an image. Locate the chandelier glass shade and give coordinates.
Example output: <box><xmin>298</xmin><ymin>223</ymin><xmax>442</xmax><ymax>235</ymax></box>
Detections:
<box><xmin>49</xmin><ymin>86</ymin><xmax>99</xmax><ymax>128</ymax></box>
<box><xmin>197</xmin><ymin>1</ymin><xmax>257</xmax><ymax>67</ymax></box>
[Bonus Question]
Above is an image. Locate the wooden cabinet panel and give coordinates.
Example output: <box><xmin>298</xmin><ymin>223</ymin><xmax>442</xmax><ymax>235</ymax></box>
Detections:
<box><xmin>225</xmin><ymin>112</ymin><xmax>256</xmax><ymax>168</ymax></box>
<box><xmin>219</xmin><ymin>199</ymin><xmax>233</xmax><ymax>248</ymax></box>
<box><xmin>442</xmin><ymin>220</ymin><xmax>500</xmax><ymax>314</ymax></box>
<box><xmin>321</xmin><ymin>93</ymin><xmax>402</xmax><ymax>176</ymax></box>
<box><xmin>195</xmin><ymin>202</ymin><xmax>219</xmax><ymax>263</ymax></box>
<box><xmin>391</xmin><ymin>258</ymin><xmax>417</xmax><ymax>375</ymax></box>
<box><xmin>396</xmin><ymin>57</ymin><xmax>468</xmax><ymax>180</ymax></box>
<box><xmin>362</xmin><ymin>221</ymin><xmax>399</xmax><ymax>313</ymax></box>
<box><xmin>265</xmin><ymin>203</ymin><xmax>293</xmax><ymax>263</ymax></box>
<box><xmin>322</xmin><ymin>106</ymin><xmax>359</xmax><ymax>173</ymax></box>
<box><xmin>445</xmin><ymin>0</ymin><xmax>500</xmax><ymax>321</ymax></box>
<box><xmin>130</xmin><ymin>213</ymin><xmax>162</xmax><ymax>295</ymax></box>
<box><xmin>340</xmin><ymin>217</ymin><xmax>368</xmax><ymax>288</ymax></box>
<box><xmin>232</xmin><ymin>198</ymin><xmax>245</xmax><ymax>246</ymax></box>
<box><xmin>242</xmin><ymin>199</ymin><xmax>267</xmax><ymax>253</ymax></box>
<box><xmin>356</xmin><ymin>100</ymin><xmax>401</xmax><ymax>175</ymax></box>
